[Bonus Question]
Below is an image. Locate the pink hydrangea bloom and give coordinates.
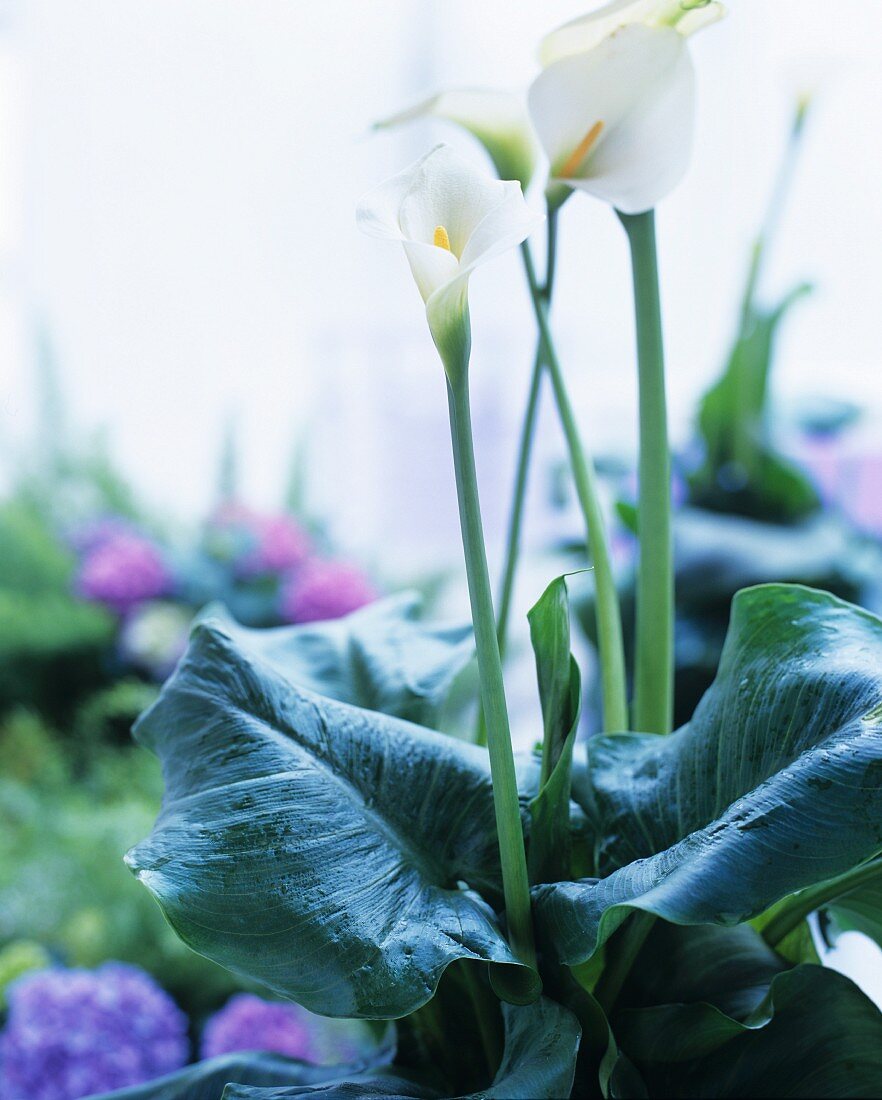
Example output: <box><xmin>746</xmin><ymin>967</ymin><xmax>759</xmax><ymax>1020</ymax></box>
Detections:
<box><xmin>201</xmin><ymin>993</ymin><xmax>315</xmax><ymax>1062</ymax></box>
<box><xmin>279</xmin><ymin>559</ymin><xmax>377</xmax><ymax>624</ymax></box>
<box><xmin>76</xmin><ymin>533</ymin><xmax>170</xmax><ymax>615</ymax></box>
<box><xmin>244</xmin><ymin>516</ymin><xmax>312</xmax><ymax>576</ymax></box>
<box><xmin>207</xmin><ymin>506</ymin><xmax>312</xmax><ymax>578</ymax></box>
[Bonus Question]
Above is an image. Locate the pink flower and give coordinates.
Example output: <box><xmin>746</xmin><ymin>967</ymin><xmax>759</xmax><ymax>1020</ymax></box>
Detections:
<box><xmin>280</xmin><ymin>559</ymin><xmax>377</xmax><ymax>624</ymax></box>
<box><xmin>200</xmin><ymin>994</ymin><xmax>315</xmax><ymax>1062</ymax></box>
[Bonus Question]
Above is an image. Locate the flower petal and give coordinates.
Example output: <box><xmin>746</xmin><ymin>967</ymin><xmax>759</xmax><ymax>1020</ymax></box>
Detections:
<box><xmin>540</xmin><ymin>0</ymin><xmax>725</xmax><ymax>65</ymax></box>
<box><xmin>374</xmin><ymin>88</ymin><xmax>539</xmax><ymax>190</ymax></box>
<box><xmin>395</xmin><ymin>144</ymin><xmax>513</xmax><ymax>258</ymax></box>
<box><xmin>402</xmin><ymin>239</ymin><xmax>460</xmax><ymax>304</ymax></box>
<box><xmin>459</xmin><ymin>183</ymin><xmax>544</xmax><ymax>274</ymax></box>
<box><xmin>528</xmin><ymin>24</ymin><xmax>695</xmax><ymax>213</ymax></box>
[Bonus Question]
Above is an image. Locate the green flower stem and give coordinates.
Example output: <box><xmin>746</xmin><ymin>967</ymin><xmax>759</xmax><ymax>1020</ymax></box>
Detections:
<box><xmin>762</xmin><ymin>858</ymin><xmax>882</xmax><ymax>949</ymax></box>
<box><xmin>618</xmin><ymin>209</ymin><xmax>674</xmax><ymax>735</ymax></box>
<box><xmin>446</xmin><ymin>374</ymin><xmax>539</xmax><ymax>983</ymax></box>
<box><xmin>521</xmin><ymin>244</ymin><xmax>629</xmax><ymax>735</ymax></box>
<box><xmin>494</xmin><ymin>210</ymin><xmax>559</xmax><ymax>661</ymax></box>
<box><xmin>474</xmin><ymin>211</ymin><xmax>559</xmax><ymax>748</ymax></box>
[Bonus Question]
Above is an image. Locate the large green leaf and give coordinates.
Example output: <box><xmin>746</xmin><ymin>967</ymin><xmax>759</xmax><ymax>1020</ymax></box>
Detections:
<box><xmin>197</xmin><ymin>593</ymin><xmax>473</xmax><ymax>725</ymax></box>
<box><xmin>616</xmin><ymin>923</ymin><xmax>882</xmax><ymax>1096</ymax></box>
<box><xmin>91</xmin><ymin>1053</ymin><xmax>382</xmax><ymax>1100</ymax></box>
<box><xmin>128</xmin><ymin>621</ymin><xmax>526</xmax><ymax>1018</ymax></box>
<box><xmin>221</xmin><ymin>998</ymin><xmax>581</xmax><ymax>1099</ymax></box>
<box><xmin>536</xmin><ymin>584</ymin><xmax>882</xmax><ymax>966</ymax></box>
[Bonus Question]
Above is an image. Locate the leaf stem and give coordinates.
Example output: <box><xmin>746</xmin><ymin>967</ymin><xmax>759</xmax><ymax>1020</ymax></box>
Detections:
<box><xmin>618</xmin><ymin>209</ymin><xmax>673</xmax><ymax>735</ymax></box>
<box><xmin>594</xmin><ymin>911</ymin><xmax>656</xmax><ymax>1014</ymax></box>
<box><xmin>521</xmin><ymin>243</ymin><xmax>629</xmax><ymax>734</ymax></box>
<box><xmin>446</xmin><ymin>375</ymin><xmax>539</xmax><ymax>987</ymax></box>
<box><xmin>763</xmin><ymin>858</ymin><xmax>882</xmax><ymax>948</ymax></box>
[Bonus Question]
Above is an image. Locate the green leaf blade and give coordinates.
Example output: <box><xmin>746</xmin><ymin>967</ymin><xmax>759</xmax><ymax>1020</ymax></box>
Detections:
<box><xmin>129</xmin><ymin>622</ymin><xmax>523</xmax><ymax>1019</ymax></box>
<box><xmin>535</xmin><ymin>584</ymin><xmax>882</xmax><ymax>966</ymax></box>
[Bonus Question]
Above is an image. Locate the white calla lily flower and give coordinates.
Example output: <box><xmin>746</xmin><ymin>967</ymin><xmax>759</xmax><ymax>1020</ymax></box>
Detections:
<box><xmin>540</xmin><ymin>0</ymin><xmax>725</xmax><ymax>65</ymax></box>
<box><xmin>373</xmin><ymin>88</ymin><xmax>539</xmax><ymax>192</ymax></box>
<box><xmin>357</xmin><ymin>144</ymin><xmax>543</xmax><ymax>379</ymax></box>
<box><xmin>528</xmin><ymin>22</ymin><xmax>698</xmax><ymax>214</ymax></box>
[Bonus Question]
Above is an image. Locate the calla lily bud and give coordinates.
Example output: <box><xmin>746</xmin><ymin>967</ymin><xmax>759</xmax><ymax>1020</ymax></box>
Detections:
<box><xmin>529</xmin><ymin>21</ymin><xmax>702</xmax><ymax>214</ymax></box>
<box><xmin>540</xmin><ymin>0</ymin><xmax>725</xmax><ymax>66</ymax></box>
<box><xmin>374</xmin><ymin>88</ymin><xmax>540</xmax><ymax>193</ymax></box>
<box><xmin>357</xmin><ymin>143</ymin><xmax>543</xmax><ymax>381</ymax></box>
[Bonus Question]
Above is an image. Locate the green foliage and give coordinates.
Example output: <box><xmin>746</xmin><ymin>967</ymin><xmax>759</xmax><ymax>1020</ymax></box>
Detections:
<box><xmin>527</xmin><ymin>576</ymin><xmax>581</xmax><ymax>886</ymax></box>
<box><xmin>536</xmin><ymin>585</ymin><xmax>882</xmax><ymax>968</ymax></box>
<box><xmin>119</xmin><ymin>579</ymin><xmax>882</xmax><ymax>1097</ymax></box>
<box><xmin>618</xmin><ymin>924</ymin><xmax>882</xmax><ymax>1097</ymax></box>
<box><xmin>198</xmin><ymin>593</ymin><xmax>474</xmax><ymax>728</ymax></box>
<box><xmin>94</xmin><ymin>1000</ymin><xmax>579</xmax><ymax>1099</ymax></box>
<box><xmin>127</xmin><ymin>621</ymin><xmax>526</xmax><ymax>1019</ymax></box>
<box><xmin>0</xmin><ymin>500</ymin><xmax>115</xmax><ymax>722</ymax></box>
<box><xmin>0</xmin><ymin>737</ymin><xmax>241</xmax><ymax>1016</ymax></box>
<box><xmin>688</xmin><ymin>283</ymin><xmax>818</xmax><ymax>523</ymax></box>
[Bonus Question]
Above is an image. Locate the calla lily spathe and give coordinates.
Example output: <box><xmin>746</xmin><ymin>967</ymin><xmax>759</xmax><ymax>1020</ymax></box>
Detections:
<box><xmin>529</xmin><ymin>21</ymin><xmax>702</xmax><ymax>214</ymax></box>
<box><xmin>357</xmin><ymin>144</ymin><xmax>542</xmax><ymax>379</ymax></box>
<box><xmin>373</xmin><ymin>88</ymin><xmax>539</xmax><ymax>193</ymax></box>
<box><xmin>540</xmin><ymin>0</ymin><xmax>725</xmax><ymax>65</ymax></box>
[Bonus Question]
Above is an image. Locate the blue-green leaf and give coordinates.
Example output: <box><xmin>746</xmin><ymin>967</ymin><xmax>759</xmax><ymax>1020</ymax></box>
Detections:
<box><xmin>616</xmin><ymin>923</ymin><xmax>882</xmax><ymax>1096</ymax></box>
<box><xmin>535</xmin><ymin>584</ymin><xmax>882</xmax><ymax>966</ymax></box>
<box><xmin>220</xmin><ymin>998</ymin><xmax>581</xmax><ymax>1099</ymax></box>
<box><xmin>89</xmin><ymin>1052</ymin><xmax>372</xmax><ymax>1099</ymax></box>
<box><xmin>198</xmin><ymin>593</ymin><xmax>473</xmax><ymax>725</ymax></box>
<box><xmin>128</xmin><ymin>621</ymin><xmax>524</xmax><ymax>1019</ymax></box>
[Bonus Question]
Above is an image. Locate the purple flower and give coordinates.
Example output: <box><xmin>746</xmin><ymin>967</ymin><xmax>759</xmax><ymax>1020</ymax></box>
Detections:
<box><xmin>201</xmin><ymin>993</ymin><xmax>315</xmax><ymax>1063</ymax></box>
<box><xmin>279</xmin><ymin>559</ymin><xmax>377</xmax><ymax>624</ymax></box>
<box><xmin>0</xmin><ymin>963</ymin><xmax>189</xmax><ymax>1100</ymax></box>
<box><xmin>76</xmin><ymin>532</ymin><xmax>171</xmax><ymax>615</ymax></box>
<box><xmin>66</xmin><ymin>516</ymin><xmax>140</xmax><ymax>557</ymax></box>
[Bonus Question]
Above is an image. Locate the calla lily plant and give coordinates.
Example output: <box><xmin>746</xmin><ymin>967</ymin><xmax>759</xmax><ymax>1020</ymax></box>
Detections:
<box><xmin>108</xmin><ymin>5</ymin><xmax>882</xmax><ymax>1100</ymax></box>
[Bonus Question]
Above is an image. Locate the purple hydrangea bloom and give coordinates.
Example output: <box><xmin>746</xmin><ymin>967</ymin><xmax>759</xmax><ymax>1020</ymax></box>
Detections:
<box><xmin>76</xmin><ymin>532</ymin><xmax>171</xmax><ymax>615</ymax></box>
<box><xmin>279</xmin><ymin>559</ymin><xmax>377</xmax><ymax>624</ymax></box>
<box><xmin>201</xmin><ymin>993</ymin><xmax>315</xmax><ymax>1063</ymax></box>
<box><xmin>0</xmin><ymin>963</ymin><xmax>189</xmax><ymax>1100</ymax></box>
<box><xmin>66</xmin><ymin>516</ymin><xmax>140</xmax><ymax>557</ymax></box>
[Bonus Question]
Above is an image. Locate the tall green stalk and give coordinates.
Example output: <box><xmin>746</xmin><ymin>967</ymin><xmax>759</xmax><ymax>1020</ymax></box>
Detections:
<box><xmin>445</xmin><ymin>374</ymin><xmax>539</xmax><ymax>989</ymax></box>
<box><xmin>474</xmin><ymin>212</ymin><xmax>558</xmax><ymax>748</ymax></box>
<box><xmin>618</xmin><ymin>210</ymin><xmax>674</xmax><ymax>736</ymax></box>
<box><xmin>494</xmin><ymin>209</ymin><xmax>559</xmax><ymax>664</ymax></box>
<box><xmin>521</xmin><ymin>245</ymin><xmax>629</xmax><ymax>734</ymax></box>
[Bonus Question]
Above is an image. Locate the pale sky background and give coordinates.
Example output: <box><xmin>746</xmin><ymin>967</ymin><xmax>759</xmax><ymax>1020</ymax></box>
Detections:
<box><xmin>1</xmin><ymin>0</ymin><xmax>881</xmax><ymax>573</ymax></box>
<box><xmin>1</xmin><ymin>0</ymin><xmax>882</xmax><ymax>1001</ymax></box>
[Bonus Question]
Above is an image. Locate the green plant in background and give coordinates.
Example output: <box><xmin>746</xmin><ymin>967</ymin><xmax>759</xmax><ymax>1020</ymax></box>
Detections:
<box><xmin>0</xmin><ymin>500</ymin><xmax>116</xmax><ymax>724</ymax></box>
<box><xmin>0</xmin><ymin>712</ymin><xmax>243</xmax><ymax>1017</ymax></box>
<box><xmin>92</xmin><ymin>3</ymin><xmax>882</xmax><ymax>1098</ymax></box>
<box><xmin>687</xmin><ymin>96</ymin><xmax>817</xmax><ymax>522</ymax></box>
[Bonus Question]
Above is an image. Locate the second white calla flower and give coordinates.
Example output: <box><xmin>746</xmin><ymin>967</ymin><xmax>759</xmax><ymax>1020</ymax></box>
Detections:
<box><xmin>373</xmin><ymin>88</ymin><xmax>539</xmax><ymax>192</ymax></box>
<box><xmin>357</xmin><ymin>144</ymin><xmax>543</xmax><ymax>378</ymax></box>
<box><xmin>528</xmin><ymin>22</ymin><xmax>697</xmax><ymax>214</ymax></box>
<box><xmin>540</xmin><ymin>0</ymin><xmax>725</xmax><ymax>65</ymax></box>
